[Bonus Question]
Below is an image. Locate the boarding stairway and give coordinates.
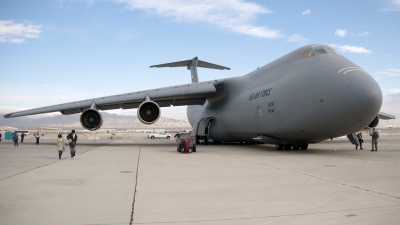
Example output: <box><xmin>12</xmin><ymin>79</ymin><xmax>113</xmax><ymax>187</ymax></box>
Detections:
<box><xmin>347</xmin><ymin>133</ymin><xmax>360</xmax><ymax>146</ymax></box>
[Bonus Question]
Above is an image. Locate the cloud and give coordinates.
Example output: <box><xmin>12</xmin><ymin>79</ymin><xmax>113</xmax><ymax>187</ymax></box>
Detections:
<box><xmin>329</xmin><ymin>44</ymin><xmax>372</xmax><ymax>54</ymax></box>
<box><xmin>381</xmin><ymin>0</ymin><xmax>400</xmax><ymax>12</ymax></box>
<box><xmin>353</xmin><ymin>31</ymin><xmax>370</xmax><ymax>36</ymax></box>
<box><xmin>0</xmin><ymin>20</ymin><xmax>42</xmax><ymax>44</ymax></box>
<box><xmin>376</xmin><ymin>68</ymin><xmax>400</xmax><ymax>77</ymax></box>
<box><xmin>287</xmin><ymin>34</ymin><xmax>308</xmax><ymax>43</ymax></box>
<box><xmin>113</xmin><ymin>0</ymin><xmax>282</xmax><ymax>39</ymax></box>
<box><xmin>335</xmin><ymin>29</ymin><xmax>347</xmax><ymax>37</ymax></box>
<box><xmin>302</xmin><ymin>9</ymin><xmax>310</xmax><ymax>16</ymax></box>
<box><xmin>335</xmin><ymin>29</ymin><xmax>371</xmax><ymax>38</ymax></box>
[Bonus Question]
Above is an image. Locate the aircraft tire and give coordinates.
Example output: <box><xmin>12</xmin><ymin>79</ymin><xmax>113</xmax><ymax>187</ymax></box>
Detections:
<box><xmin>300</xmin><ymin>144</ymin><xmax>308</xmax><ymax>150</ymax></box>
<box><xmin>293</xmin><ymin>144</ymin><xmax>300</xmax><ymax>150</ymax></box>
<box><xmin>276</xmin><ymin>144</ymin><xmax>283</xmax><ymax>150</ymax></box>
<box><xmin>204</xmin><ymin>137</ymin><xmax>209</xmax><ymax>145</ymax></box>
<box><xmin>284</xmin><ymin>144</ymin><xmax>292</xmax><ymax>150</ymax></box>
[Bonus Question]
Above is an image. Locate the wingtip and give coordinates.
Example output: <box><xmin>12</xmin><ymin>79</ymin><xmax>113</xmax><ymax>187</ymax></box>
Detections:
<box><xmin>4</xmin><ymin>113</ymin><xmax>12</xmax><ymax>118</ymax></box>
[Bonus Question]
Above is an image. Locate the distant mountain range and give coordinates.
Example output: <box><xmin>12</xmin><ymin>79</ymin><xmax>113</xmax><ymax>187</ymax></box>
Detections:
<box><xmin>0</xmin><ymin>112</ymin><xmax>191</xmax><ymax>130</ymax></box>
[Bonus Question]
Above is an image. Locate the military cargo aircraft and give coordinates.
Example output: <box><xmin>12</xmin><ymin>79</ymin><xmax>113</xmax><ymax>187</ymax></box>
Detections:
<box><xmin>4</xmin><ymin>44</ymin><xmax>395</xmax><ymax>150</ymax></box>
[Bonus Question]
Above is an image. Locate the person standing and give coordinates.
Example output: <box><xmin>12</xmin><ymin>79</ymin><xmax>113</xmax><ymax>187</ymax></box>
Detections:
<box><xmin>0</xmin><ymin>132</ymin><xmax>2</xmax><ymax>141</ymax></box>
<box><xmin>21</xmin><ymin>132</ymin><xmax>25</xmax><ymax>143</ymax></box>
<box><xmin>56</xmin><ymin>134</ymin><xmax>65</xmax><ymax>160</ymax></box>
<box><xmin>370</xmin><ymin>128</ymin><xmax>379</xmax><ymax>151</ymax></box>
<box><xmin>12</xmin><ymin>133</ymin><xmax>19</xmax><ymax>146</ymax></box>
<box><xmin>35</xmin><ymin>133</ymin><xmax>40</xmax><ymax>145</ymax></box>
<box><xmin>67</xmin><ymin>130</ymin><xmax>78</xmax><ymax>159</ymax></box>
<box><xmin>356</xmin><ymin>132</ymin><xmax>363</xmax><ymax>150</ymax></box>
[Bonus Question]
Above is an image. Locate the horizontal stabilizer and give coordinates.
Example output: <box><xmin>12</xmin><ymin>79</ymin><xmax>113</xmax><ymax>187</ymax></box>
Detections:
<box><xmin>150</xmin><ymin>57</ymin><xmax>230</xmax><ymax>83</ymax></box>
<box><xmin>150</xmin><ymin>57</ymin><xmax>230</xmax><ymax>70</ymax></box>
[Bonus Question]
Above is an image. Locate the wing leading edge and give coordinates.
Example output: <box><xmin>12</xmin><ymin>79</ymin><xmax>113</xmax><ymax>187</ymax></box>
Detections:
<box><xmin>4</xmin><ymin>81</ymin><xmax>218</xmax><ymax>118</ymax></box>
<box><xmin>378</xmin><ymin>111</ymin><xmax>396</xmax><ymax>120</ymax></box>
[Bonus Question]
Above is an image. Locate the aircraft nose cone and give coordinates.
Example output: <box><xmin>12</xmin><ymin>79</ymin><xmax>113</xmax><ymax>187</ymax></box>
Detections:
<box><xmin>347</xmin><ymin>76</ymin><xmax>382</xmax><ymax>115</ymax></box>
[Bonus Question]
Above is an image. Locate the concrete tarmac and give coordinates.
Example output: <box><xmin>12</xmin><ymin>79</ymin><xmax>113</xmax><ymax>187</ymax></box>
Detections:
<box><xmin>0</xmin><ymin>135</ymin><xmax>399</xmax><ymax>225</ymax></box>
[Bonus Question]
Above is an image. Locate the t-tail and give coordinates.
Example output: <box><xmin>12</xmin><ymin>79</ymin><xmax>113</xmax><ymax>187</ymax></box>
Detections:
<box><xmin>150</xmin><ymin>57</ymin><xmax>230</xmax><ymax>83</ymax></box>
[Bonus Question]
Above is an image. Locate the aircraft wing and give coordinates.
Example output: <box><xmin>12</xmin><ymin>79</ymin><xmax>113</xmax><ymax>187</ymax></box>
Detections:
<box><xmin>378</xmin><ymin>111</ymin><xmax>396</xmax><ymax>120</ymax></box>
<box><xmin>4</xmin><ymin>81</ymin><xmax>218</xmax><ymax>118</ymax></box>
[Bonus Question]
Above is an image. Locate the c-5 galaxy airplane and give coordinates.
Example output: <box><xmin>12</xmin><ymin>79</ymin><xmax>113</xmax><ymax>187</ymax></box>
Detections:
<box><xmin>4</xmin><ymin>44</ymin><xmax>395</xmax><ymax>150</ymax></box>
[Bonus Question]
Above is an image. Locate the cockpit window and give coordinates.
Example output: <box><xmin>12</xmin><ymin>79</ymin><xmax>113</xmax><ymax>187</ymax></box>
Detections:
<box><xmin>313</xmin><ymin>45</ymin><xmax>339</xmax><ymax>55</ymax></box>
<box><xmin>302</xmin><ymin>50</ymin><xmax>314</xmax><ymax>58</ymax></box>
<box><xmin>325</xmin><ymin>46</ymin><xmax>340</xmax><ymax>54</ymax></box>
<box><xmin>314</xmin><ymin>48</ymin><xmax>327</xmax><ymax>55</ymax></box>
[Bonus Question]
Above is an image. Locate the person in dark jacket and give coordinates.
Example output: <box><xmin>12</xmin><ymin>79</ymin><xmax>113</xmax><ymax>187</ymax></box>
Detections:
<box><xmin>35</xmin><ymin>133</ymin><xmax>40</xmax><ymax>145</ymax></box>
<box><xmin>67</xmin><ymin>130</ymin><xmax>78</xmax><ymax>159</ymax></box>
<box><xmin>12</xmin><ymin>133</ymin><xmax>19</xmax><ymax>146</ymax></box>
<box><xmin>21</xmin><ymin>132</ymin><xmax>25</xmax><ymax>143</ymax></box>
<box><xmin>356</xmin><ymin>132</ymin><xmax>363</xmax><ymax>150</ymax></box>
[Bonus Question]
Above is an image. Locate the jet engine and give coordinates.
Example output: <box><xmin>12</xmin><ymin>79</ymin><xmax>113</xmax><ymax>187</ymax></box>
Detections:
<box><xmin>80</xmin><ymin>109</ymin><xmax>103</xmax><ymax>131</ymax></box>
<box><xmin>367</xmin><ymin>116</ymin><xmax>379</xmax><ymax>128</ymax></box>
<box><xmin>137</xmin><ymin>101</ymin><xmax>160</xmax><ymax>124</ymax></box>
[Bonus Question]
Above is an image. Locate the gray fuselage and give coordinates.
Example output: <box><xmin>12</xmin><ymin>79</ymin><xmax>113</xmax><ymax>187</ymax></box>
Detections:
<box><xmin>187</xmin><ymin>44</ymin><xmax>382</xmax><ymax>144</ymax></box>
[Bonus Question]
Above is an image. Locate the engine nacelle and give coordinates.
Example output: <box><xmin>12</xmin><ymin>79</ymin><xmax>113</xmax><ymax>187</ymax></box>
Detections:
<box><xmin>367</xmin><ymin>116</ymin><xmax>379</xmax><ymax>128</ymax></box>
<box><xmin>80</xmin><ymin>109</ymin><xmax>103</xmax><ymax>131</ymax></box>
<box><xmin>137</xmin><ymin>101</ymin><xmax>160</xmax><ymax>124</ymax></box>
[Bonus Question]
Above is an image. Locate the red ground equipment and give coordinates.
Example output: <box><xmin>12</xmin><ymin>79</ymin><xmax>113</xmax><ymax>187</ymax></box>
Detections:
<box><xmin>176</xmin><ymin>133</ymin><xmax>196</xmax><ymax>153</ymax></box>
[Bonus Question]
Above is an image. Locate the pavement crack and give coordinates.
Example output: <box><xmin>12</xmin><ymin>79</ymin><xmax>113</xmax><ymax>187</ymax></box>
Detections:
<box><xmin>210</xmin><ymin>150</ymin><xmax>400</xmax><ymax>200</ymax></box>
<box><xmin>0</xmin><ymin>142</ymin><xmax>109</xmax><ymax>182</ymax></box>
<box><xmin>129</xmin><ymin>140</ymin><xmax>141</xmax><ymax>225</ymax></box>
<box><xmin>132</xmin><ymin>204</ymin><xmax>400</xmax><ymax>224</ymax></box>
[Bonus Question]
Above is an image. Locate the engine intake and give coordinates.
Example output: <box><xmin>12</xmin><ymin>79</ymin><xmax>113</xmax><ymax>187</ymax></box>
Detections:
<box><xmin>368</xmin><ymin>116</ymin><xmax>379</xmax><ymax>128</ymax></box>
<box><xmin>137</xmin><ymin>101</ymin><xmax>160</xmax><ymax>124</ymax></box>
<box><xmin>80</xmin><ymin>109</ymin><xmax>103</xmax><ymax>131</ymax></box>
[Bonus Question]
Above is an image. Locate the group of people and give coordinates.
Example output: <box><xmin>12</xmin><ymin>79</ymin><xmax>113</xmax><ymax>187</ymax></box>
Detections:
<box><xmin>57</xmin><ymin>130</ymin><xmax>78</xmax><ymax>160</ymax></box>
<box><xmin>355</xmin><ymin>128</ymin><xmax>380</xmax><ymax>151</ymax></box>
<box><xmin>11</xmin><ymin>132</ymin><xmax>40</xmax><ymax>146</ymax></box>
<box><xmin>11</xmin><ymin>132</ymin><xmax>26</xmax><ymax>146</ymax></box>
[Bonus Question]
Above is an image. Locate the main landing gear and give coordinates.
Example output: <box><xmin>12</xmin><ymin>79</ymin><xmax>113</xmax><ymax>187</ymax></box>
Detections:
<box><xmin>275</xmin><ymin>144</ymin><xmax>308</xmax><ymax>150</ymax></box>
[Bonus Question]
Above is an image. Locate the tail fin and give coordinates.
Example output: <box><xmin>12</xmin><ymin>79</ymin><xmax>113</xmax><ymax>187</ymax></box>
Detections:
<box><xmin>150</xmin><ymin>57</ymin><xmax>230</xmax><ymax>83</ymax></box>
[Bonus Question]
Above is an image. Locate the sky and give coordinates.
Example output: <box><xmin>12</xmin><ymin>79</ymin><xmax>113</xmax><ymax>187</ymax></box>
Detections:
<box><xmin>0</xmin><ymin>0</ymin><xmax>399</xmax><ymax>121</ymax></box>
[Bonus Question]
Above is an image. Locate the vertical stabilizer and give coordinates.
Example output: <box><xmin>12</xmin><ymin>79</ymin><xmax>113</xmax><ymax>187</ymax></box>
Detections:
<box><xmin>189</xmin><ymin>57</ymin><xmax>199</xmax><ymax>83</ymax></box>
